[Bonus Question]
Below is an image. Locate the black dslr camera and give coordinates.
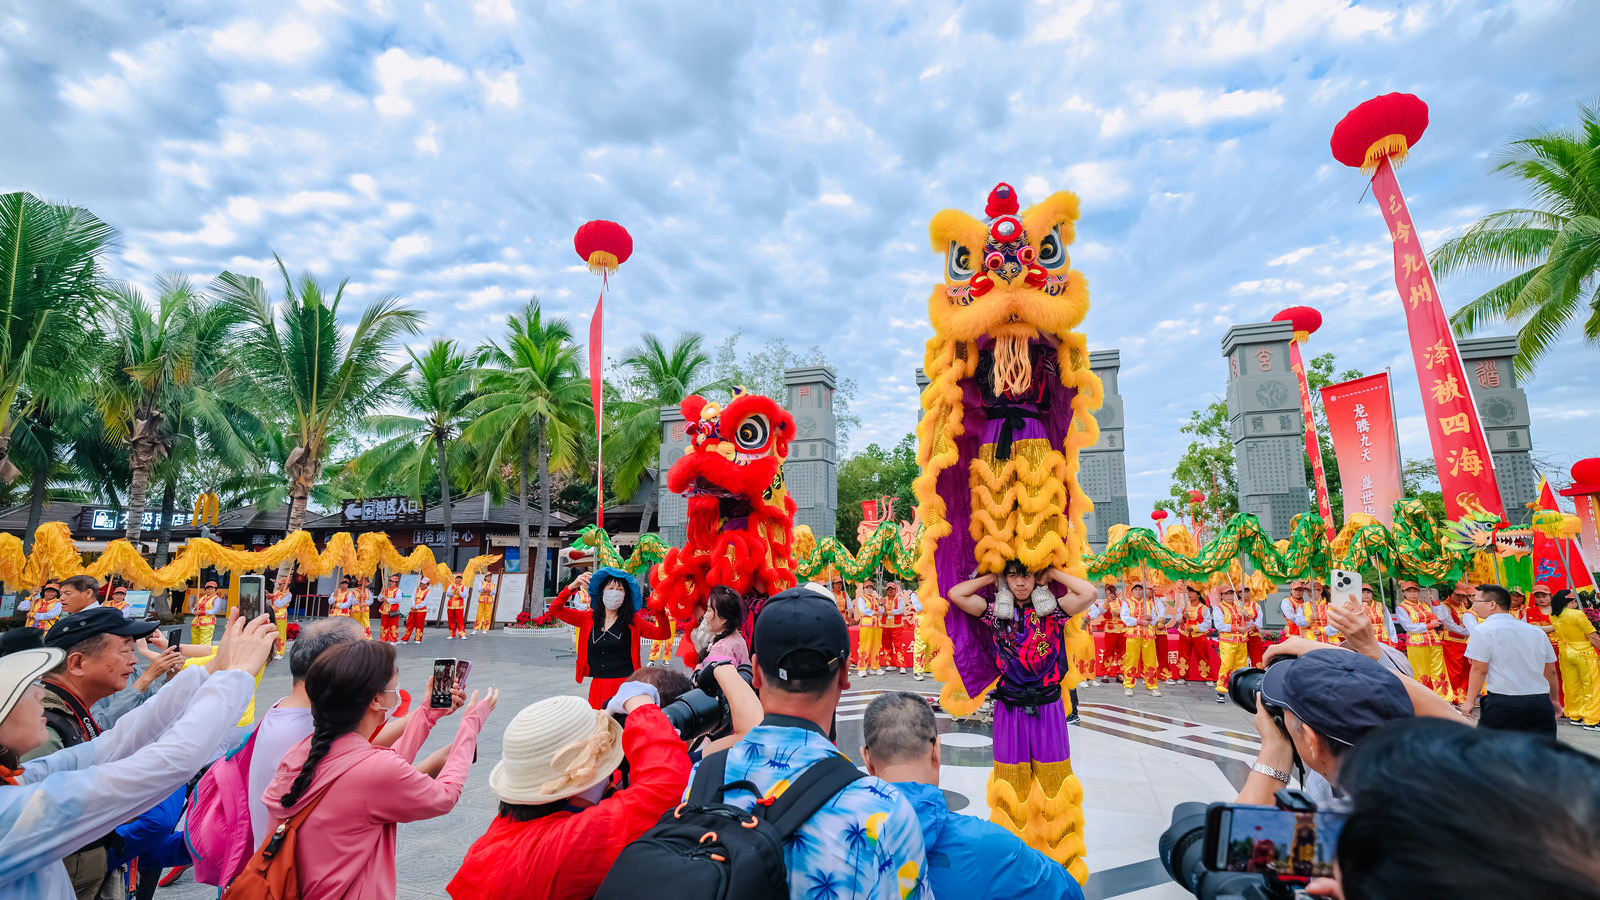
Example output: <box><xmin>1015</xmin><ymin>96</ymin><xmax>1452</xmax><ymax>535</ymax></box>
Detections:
<box><xmin>657</xmin><ymin>662</ymin><xmax>754</xmax><ymax>744</ymax></box>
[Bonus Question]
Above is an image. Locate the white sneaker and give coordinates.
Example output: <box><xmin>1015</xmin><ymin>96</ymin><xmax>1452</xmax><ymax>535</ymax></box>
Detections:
<box><xmin>1124</xmin><ymin>687</ymin><xmax>1134</xmax><ymax>697</ymax></box>
<box><xmin>857</xmin><ymin>670</ymin><xmax>867</xmax><ymax>678</ymax></box>
<box><xmin>913</xmin><ymin>672</ymin><xmax>925</xmax><ymax>681</ymax></box>
<box><xmin>1151</xmin><ymin>689</ymin><xmax>1162</xmax><ymax>697</ymax></box>
<box><xmin>1216</xmin><ymin>694</ymin><xmax>1227</xmax><ymax>703</ymax></box>
<box><xmin>874</xmin><ymin>669</ymin><xmax>884</xmax><ymax>675</ymax></box>
<box><xmin>900</xmin><ymin>667</ymin><xmax>907</xmax><ymax>674</ymax></box>
<box><xmin>275</xmin><ymin>654</ymin><xmax>284</xmax><ymax>659</ymax></box>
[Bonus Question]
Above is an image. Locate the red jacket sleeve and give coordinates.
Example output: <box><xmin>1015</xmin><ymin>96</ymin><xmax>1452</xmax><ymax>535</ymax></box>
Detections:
<box><xmin>632</xmin><ymin>607</ymin><xmax>672</xmax><ymax>641</ymax></box>
<box><xmin>562</xmin><ymin>704</ymin><xmax>691</xmax><ymax>897</ymax></box>
<box><xmin>550</xmin><ymin>586</ymin><xmax>590</xmax><ymax>628</ymax></box>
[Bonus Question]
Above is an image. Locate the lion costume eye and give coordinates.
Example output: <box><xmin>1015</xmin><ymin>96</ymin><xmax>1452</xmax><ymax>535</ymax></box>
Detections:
<box><xmin>734</xmin><ymin>414</ymin><xmax>771</xmax><ymax>451</ymax></box>
<box><xmin>946</xmin><ymin>241</ymin><xmax>975</xmax><ymax>281</ymax></box>
<box><xmin>1037</xmin><ymin>226</ymin><xmax>1066</xmax><ymax>269</ymax></box>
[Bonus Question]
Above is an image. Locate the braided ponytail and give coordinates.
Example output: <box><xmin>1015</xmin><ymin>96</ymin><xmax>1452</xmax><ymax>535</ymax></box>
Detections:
<box><xmin>278</xmin><ymin>640</ymin><xmax>397</xmax><ymax>808</ymax></box>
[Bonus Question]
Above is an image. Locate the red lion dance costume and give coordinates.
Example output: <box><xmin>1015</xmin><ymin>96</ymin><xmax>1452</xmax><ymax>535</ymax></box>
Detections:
<box><xmin>651</xmin><ymin>388</ymin><xmax>798</xmax><ymax>638</ymax></box>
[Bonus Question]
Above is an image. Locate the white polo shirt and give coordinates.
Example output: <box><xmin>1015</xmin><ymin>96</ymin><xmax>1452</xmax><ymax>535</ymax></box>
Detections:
<box><xmin>1465</xmin><ymin>612</ymin><xmax>1557</xmax><ymax>696</ymax></box>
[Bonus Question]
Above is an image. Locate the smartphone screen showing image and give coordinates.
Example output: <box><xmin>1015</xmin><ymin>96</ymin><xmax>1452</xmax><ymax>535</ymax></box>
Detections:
<box><xmin>453</xmin><ymin>660</ymin><xmax>471</xmax><ymax>696</ymax></box>
<box><xmin>1211</xmin><ymin>805</ymin><xmax>1346</xmax><ymax>883</ymax></box>
<box><xmin>430</xmin><ymin>658</ymin><xmax>456</xmax><ymax>709</ymax></box>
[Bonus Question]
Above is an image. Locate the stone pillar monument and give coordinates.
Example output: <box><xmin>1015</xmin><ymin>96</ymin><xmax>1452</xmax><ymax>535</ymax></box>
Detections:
<box><xmin>1222</xmin><ymin>321</ymin><xmax>1308</xmax><ymax>540</ymax></box>
<box><xmin>1457</xmin><ymin>336</ymin><xmax>1538</xmax><ymax>523</ymax></box>
<box><xmin>656</xmin><ymin>403</ymin><xmax>690</xmax><ymax>547</ymax></box>
<box><xmin>784</xmin><ymin>366</ymin><xmax>838</xmax><ymax>539</ymax></box>
<box><xmin>1080</xmin><ymin>350</ymin><xmax>1129</xmax><ymax>551</ymax></box>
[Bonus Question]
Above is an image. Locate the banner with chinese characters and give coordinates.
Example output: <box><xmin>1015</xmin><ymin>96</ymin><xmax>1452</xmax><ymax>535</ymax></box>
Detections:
<box><xmin>1320</xmin><ymin>374</ymin><xmax>1404</xmax><ymax>526</ymax></box>
<box><xmin>1370</xmin><ymin>158</ymin><xmax>1504</xmax><ymax>519</ymax></box>
<box><xmin>1286</xmin><ymin>340</ymin><xmax>1336</xmax><ymax>537</ymax></box>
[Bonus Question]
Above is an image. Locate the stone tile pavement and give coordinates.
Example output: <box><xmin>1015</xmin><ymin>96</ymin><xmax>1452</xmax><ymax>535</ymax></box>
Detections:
<box><xmin>155</xmin><ymin>624</ymin><xmax>1599</xmax><ymax>899</ymax></box>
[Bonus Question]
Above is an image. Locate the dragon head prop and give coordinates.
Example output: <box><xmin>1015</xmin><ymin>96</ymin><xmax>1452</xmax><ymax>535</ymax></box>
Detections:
<box><xmin>652</xmin><ymin>389</ymin><xmax>798</xmax><ymax>627</ymax></box>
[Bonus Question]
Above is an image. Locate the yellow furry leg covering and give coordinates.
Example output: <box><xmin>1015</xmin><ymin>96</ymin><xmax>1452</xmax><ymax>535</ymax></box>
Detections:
<box><xmin>989</xmin><ymin>760</ymin><xmax>1089</xmax><ymax>885</ymax></box>
<box><xmin>969</xmin><ymin>437</ymin><xmax>1071</xmax><ymax>574</ymax></box>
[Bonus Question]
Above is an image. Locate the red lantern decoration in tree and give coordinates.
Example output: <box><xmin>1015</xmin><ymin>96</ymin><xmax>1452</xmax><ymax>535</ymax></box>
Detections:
<box><xmin>1150</xmin><ymin>509</ymin><xmax>1168</xmax><ymax>521</ymax></box>
<box><xmin>1187</xmin><ymin>490</ymin><xmax>1205</xmax><ymax>505</ymax></box>
<box><xmin>1330</xmin><ymin>92</ymin><xmax>1429</xmax><ymax>174</ymax></box>
<box><xmin>573</xmin><ymin>219</ymin><xmax>633</xmax><ymax>275</ymax></box>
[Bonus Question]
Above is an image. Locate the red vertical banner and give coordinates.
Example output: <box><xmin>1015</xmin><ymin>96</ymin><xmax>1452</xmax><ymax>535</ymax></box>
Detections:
<box><xmin>1370</xmin><ymin>157</ymin><xmax>1503</xmax><ymax>520</ymax></box>
<box><xmin>1319</xmin><ymin>374</ymin><xmax>1404</xmax><ymax>527</ymax></box>
<box><xmin>1286</xmin><ymin>340</ymin><xmax>1335</xmax><ymax>536</ymax></box>
<box><xmin>589</xmin><ymin>285</ymin><xmax>605</xmax><ymax>528</ymax></box>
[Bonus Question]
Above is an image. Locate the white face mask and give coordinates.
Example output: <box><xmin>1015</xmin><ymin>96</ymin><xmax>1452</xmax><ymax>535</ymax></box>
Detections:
<box><xmin>602</xmin><ymin>588</ymin><xmax>625</xmax><ymax>610</ymax></box>
<box><xmin>378</xmin><ymin>688</ymin><xmax>400</xmax><ymax>718</ymax></box>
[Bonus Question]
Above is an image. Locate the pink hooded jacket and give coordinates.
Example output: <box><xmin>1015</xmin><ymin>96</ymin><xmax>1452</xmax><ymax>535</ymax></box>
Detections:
<box><xmin>262</xmin><ymin>702</ymin><xmax>489</xmax><ymax>899</ymax></box>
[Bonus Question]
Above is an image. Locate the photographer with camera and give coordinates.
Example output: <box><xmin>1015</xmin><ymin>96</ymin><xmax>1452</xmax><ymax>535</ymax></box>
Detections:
<box><xmin>448</xmin><ymin>673</ymin><xmax>691</xmax><ymax>899</ymax></box>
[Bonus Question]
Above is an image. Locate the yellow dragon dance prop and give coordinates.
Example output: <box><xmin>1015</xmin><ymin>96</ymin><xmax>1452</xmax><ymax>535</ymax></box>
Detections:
<box><xmin>1</xmin><ymin>521</ymin><xmax>499</xmax><ymax>593</ymax></box>
<box><xmin>913</xmin><ymin>182</ymin><xmax>1102</xmax><ymax>882</ymax></box>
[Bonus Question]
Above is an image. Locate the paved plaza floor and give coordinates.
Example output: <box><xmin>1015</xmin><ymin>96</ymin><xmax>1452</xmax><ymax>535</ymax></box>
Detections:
<box><xmin>160</xmin><ymin>623</ymin><xmax>1600</xmax><ymax>899</ymax></box>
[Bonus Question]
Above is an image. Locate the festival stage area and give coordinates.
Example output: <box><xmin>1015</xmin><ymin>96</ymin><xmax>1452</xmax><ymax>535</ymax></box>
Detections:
<box><xmin>160</xmin><ymin>624</ymin><xmax>1600</xmax><ymax>900</ymax></box>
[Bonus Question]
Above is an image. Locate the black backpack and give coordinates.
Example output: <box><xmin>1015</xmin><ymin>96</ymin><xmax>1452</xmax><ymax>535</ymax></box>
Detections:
<box><xmin>595</xmin><ymin>748</ymin><xmax>863</xmax><ymax>900</ymax></box>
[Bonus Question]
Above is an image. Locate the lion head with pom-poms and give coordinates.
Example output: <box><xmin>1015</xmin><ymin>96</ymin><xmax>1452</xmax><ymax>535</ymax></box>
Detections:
<box><xmin>914</xmin><ymin>182</ymin><xmax>1104</xmax><ymax>717</ymax></box>
<box><xmin>649</xmin><ymin>388</ymin><xmax>798</xmax><ymax>641</ymax></box>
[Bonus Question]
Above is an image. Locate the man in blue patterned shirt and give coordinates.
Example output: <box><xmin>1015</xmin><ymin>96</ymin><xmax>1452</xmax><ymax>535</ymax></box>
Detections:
<box><xmin>687</xmin><ymin>586</ymin><xmax>928</xmax><ymax>899</ymax></box>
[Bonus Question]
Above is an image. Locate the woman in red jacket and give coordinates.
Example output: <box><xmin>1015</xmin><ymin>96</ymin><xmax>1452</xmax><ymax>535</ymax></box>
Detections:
<box><xmin>549</xmin><ymin>567</ymin><xmax>671</xmax><ymax>709</ymax></box>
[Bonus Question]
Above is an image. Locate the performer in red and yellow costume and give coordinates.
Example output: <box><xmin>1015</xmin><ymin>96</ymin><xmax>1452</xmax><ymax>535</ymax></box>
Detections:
<box><xmin>881</xmin><ymin>583</ymin><xmax>915</xmax><ymax>673</ymax></box>
<box><xmin>1240</xmin><ymin>577</ymin><xmax>1268</xmax><ymax>665</ymax></box>
<box><xmin>1093</xmin><ymin>584</ymin><xmax>1124</xmax><ymax>683</ymax></box>
<box><xmin>650</xmin><ymin>389</ymin><xmax>798</xmax><ymax>637</ymax></box>
<box><xmin>1358</xmin><ymin>584</ymin><xmax>1396</xmax><ymax>647</ymax></box>
<box><xmin>1175</xmin><ymin>584</ymin><xmax>1215</xmax><ymax>682</ymax></box>
<box><xmin>916</xmin><ymin>182</ymin><xmax>1102</xmax><ymax>882</ymax></box>
<box><xmin>350</xmin><ymin>576</ymin><xmax>373</xmax><ymax>632</ymax></box>
<box><xmin>192</xmin><ymin>580</ymin><xmax>224</xmax><ymax>644</ymax></box>
<box><xmin>1280</xmin><ymin>580</ymin><xmax>1309</xmax><ymax>638</ymax></box>
<box><xmin>1395</xmin><ymin>580</ymin><xmax>1450</xmax><ymax>699</ymax></box>
<box><xmin>379</xmin><ymin>573</ymin><xmax>404</xmax><ymax>643</ymax></box>
<box><xmin>402</xmin><ymin>577</ymin><xmax>431</xmax><ymax>643</ymax></box>
<box><xmin>855</xmin><ymin>585</ymin><xmax>884</xmax><ymax>676</ymax></box>
<box><xmin>22</xmin><ymin>582</ymin><xmax>62</xmax><ymax>630</ymax></box>
<box><xmin>1433</xmin><ymin>582</ymin><xmax>1473</xmax><ymax>704</ymax></box>
<box><xmin>473</xmin><ymin>574</ymin><xmax>497</xmax><ymax>632</ymax></box>
<box><xmin>1212</xmin><ymin>585</ymin><xmax>1260</xmax><ymax>702</ymax></box>
<box><xmin>445</xmin><ymin>574</ymin><xmax>468</xmax><ymax>639</ymax></box>
<box><xmin>268</xmin><ymin>578</ymin><xmax>293</xmax><ymax>657</ymax></box>
<box><xmin>1120</xmin><ymin>582</ymin><xmax>1161</xmax><ymax>696</ymax></box>
<box><xmin>328</xmin><ymin>577</ymin><xmax>352</xmax><ymax>618</ymax></box>
<box><xmin>104</xmin><ymin>585</ymin><xmax>129</xmax><ymax>612</ymax></box>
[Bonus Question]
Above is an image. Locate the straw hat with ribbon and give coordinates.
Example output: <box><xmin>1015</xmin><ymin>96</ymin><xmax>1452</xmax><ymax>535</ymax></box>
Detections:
<box><xmin>489</xmin><ymin>695</ymin><xmax>624</xmax><ymax>804</ymax></box>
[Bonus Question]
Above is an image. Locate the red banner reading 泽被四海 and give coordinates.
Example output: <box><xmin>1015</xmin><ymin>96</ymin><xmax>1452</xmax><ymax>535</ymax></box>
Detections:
<box><xmin>1370</xmin><ymin>158</ymin><xmax>1503</xmax><ymax>520</ymax></box>
<box><xmin>1320</xmin><ymin>374</ymin><xmax>1403</xmax><ymax>527</ymax></box>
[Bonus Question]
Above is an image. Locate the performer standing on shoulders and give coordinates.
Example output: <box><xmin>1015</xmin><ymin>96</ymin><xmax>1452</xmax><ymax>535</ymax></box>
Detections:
<box><xmin>855</xmin><ymin>583</ymin><xmax>884</xmax><ymax>677</ymax></box>
<box><xmin>1433</xmin><ymin>582</ymin><xmax>1473</xmax><ymax>704</ymax></box>
<box><xmin>403</xmin><ymin>576</ymin><xmax>432</xmax><ymax>643</ymax></box>
<box><xmin>268</xmin><ymin>576</ymin><xmax>294</xmax><ymax>657</ymax></box>
<box><xmin>474</xmin><ymin>574</ymin><xmax>497</xmax><ymax>633</ymax></box>
<box><xmin>1212</xmin><ymin>585</ymin><xmax>1259</xmax><ymax>703</ymax></box>
<box><xmin>1120</xmin><ymin>580</ymin><xmax>1161</xmax><ymax>698</ymax></box>
<box><xmin>445</xmin><ymin>574</ymin><xmax>469</xmax><ymax>639</ymax></box>
<box><xmin>192</xmin><ymin>580</ymin><xmax>224</xmax><ymax>644</ymax></box>
<box><xmin>379</xmin><ymin>573</ymin><xmax>404</xmax><ymax>643</ymax></box>
<box><xmin>1395</xmin><ymin>580</ymin><xmax>1450</xmax><ymax>699</ymax></box>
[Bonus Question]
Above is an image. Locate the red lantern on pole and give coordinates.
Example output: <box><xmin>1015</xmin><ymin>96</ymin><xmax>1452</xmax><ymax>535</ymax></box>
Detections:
<box><xmin>1187</xmin><ymin>490</ymin><xmax>1206</xmax><ymax>543</ymax></box>
<box><xmin>1150</xmin><ymin>508</ymin><xmax>1168</xmax><ymax>538</ymax></box>
<box><xmin>574</xmin><ymin>219</ymin><xmax>634</xmax><ymax>530</ymax></box>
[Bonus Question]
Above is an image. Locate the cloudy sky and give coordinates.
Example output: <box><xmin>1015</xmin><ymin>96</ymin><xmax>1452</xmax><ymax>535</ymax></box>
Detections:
<box><xmin>3</xmin><ymin>0</ymin><xmax>1595</xmax><ymax>520</ymax></box>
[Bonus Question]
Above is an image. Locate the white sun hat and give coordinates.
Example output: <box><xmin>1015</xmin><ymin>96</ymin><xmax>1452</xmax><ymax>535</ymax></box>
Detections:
<box><xmin>489</xmin><ymin>695</ymin><xmax>625</xmax><ymax>804</ymax></box>
<box><xmin>0</xmin><ymin>647</ymin><xmax>65</xmax><ymax>727</ymax></box>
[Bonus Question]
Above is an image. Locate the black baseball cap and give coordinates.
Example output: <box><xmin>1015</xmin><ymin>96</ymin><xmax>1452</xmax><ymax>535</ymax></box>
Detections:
<box><xmin>1260</xmin><ymin>649</ymin><xmax>1413</xmax><ymax>747</ymax></box>
<box><xmin>45</xmin><ymin>607</ymin><xmax>158</xmax><ymax>650</ymax></box>
<box><xmin>753</xmin><ymin>587</ymin><xmax>850</xmax><ymax>683</ymax></box>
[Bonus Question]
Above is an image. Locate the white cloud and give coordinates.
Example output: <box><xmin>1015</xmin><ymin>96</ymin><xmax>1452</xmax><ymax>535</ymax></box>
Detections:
<box><xmin>208</xmin><ymin>18</ymin><xmax>324</xmax><ymax>63</ymax></box>
<box><xmin>472</xmin><ymin>0</ymin><xmax>515</xmax><ymax>25</ymax></box>
<box><xmin>373</xmin><ymin>48</ymin><xmax>465</xmax><ymax>116</ymax></box>
<box><xmin>477</xmin><ymin>70</ymin><xmax>520</xmax><ymax>108</ymax></box>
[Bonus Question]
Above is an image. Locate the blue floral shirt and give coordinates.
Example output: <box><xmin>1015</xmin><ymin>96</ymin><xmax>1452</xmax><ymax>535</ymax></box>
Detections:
<box><xmin>688</xmin><ymin>716</ymin><xmax>928</xmax><ymax>900</ymax></box>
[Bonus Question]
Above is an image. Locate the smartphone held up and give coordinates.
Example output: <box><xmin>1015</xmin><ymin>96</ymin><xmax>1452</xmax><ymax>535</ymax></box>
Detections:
<box><xmin>431</xmin><ymin>658</ymin><xmax>471</xmax><ymax>709</ymax></box>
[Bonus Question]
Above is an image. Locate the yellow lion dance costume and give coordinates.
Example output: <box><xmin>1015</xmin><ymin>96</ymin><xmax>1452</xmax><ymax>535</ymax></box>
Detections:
<box><xmin>914</xmin><ymin>182</ymin><xmax>1103</xmax><ymax>883</ymax></box>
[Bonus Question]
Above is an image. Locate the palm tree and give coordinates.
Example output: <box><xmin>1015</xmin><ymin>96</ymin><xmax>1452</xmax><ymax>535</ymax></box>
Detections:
<box><xmin>464</xmin><ymin>301</ymin><xmax>590</xmax><ymax>608</ymax></box>
<box><xmin>215</xmin><ymin>258</ymin><xmax>420</xmax><ymax>580</ymax></box>
<box><xmin>353</xmin><ymin>339</ymin><xmax>476</xmax><ymax>558</ymax></box>
<box><xmin>609</xmin><ymin>332</ymin><xmax>729</xmax><ymax>532</ymax></box>
<box><xmin>0</xmin><ymin>192</ymin><xmax>117</xmax><ymax>480</ymax></box>
<box><xmin>94</xmin><ymin>275</ymin><xmax>251</xmax><ymax>543</ymax></box>
<box><xmin>1434</xmin><ymin>101</ymin><xmax>1600</xmax><ymax>375</ymax></box>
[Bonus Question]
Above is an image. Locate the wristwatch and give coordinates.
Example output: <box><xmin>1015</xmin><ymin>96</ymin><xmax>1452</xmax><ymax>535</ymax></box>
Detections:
<box><xmin>1251</xmin><ymin>761</ymin><xmax>1292</xmax><ymax>783</ymax></box>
